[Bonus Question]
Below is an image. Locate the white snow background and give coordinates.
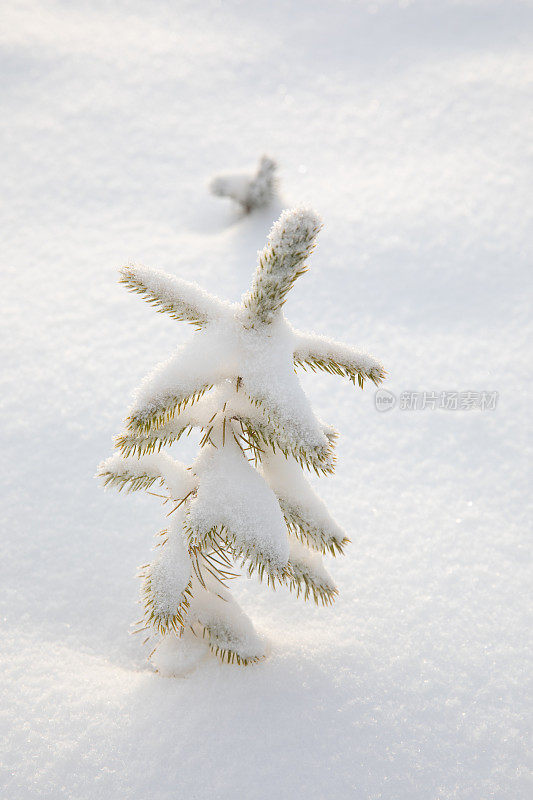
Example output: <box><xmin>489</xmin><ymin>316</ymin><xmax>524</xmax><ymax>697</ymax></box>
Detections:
<box><xmin>1</xmin><ymin>1</ymin><xmax>532</xmax><ymax>798</ymax></box>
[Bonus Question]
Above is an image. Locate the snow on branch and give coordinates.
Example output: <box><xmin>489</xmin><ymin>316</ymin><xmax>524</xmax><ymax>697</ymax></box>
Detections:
<box><xmin>115</xmin><ymin>404</ymin><xmax>207</xmax><ymax>458</ymax></box>
<box><xmin>293</xmin><ymin>330</ymin><xmax>386</xmax><ymax>389</ymax></box>
<box><xmin>281</xmin><ymin>499</ymin><xmax>348</xmax><ymax>556</ymax></box>
<box><xmin>243</xmin><ymin>208</ymin><xmax>323</xmax><ymax>325</ymax></box>
<box><xmin>126</xmin><ymin>384</ymin><xmax>211</xmax><ymax>438</ymax></box>
<box><xmin>98</xmin><ymin>453</ymin><xmax>163</xmax><ymax>493</ymax></box>
<box><xmin>190</xmin><ymin>583</ymin><xmax>267</xmax><ymax>665</ymax></box>
<box><xmin>240</xmin><ymin>365</ymin><xmax>338</xmax><ymax>474</ymax></box>
<box><xmin>260</xmin><ymin>450</ymin><xmax>348</xmax><ymax>555</ymax></box>
<box><xmin>120</xmin><ymin>265</ymin><xmax>230</xmax><ymax>328</ymax></box>
<box><xmin>125</xmin><ymin>328</ymin><xmax>232</xmax><ymax>435</ymax></box>
<box><xmin>287</xmin><ymin>539</ymin><xmax>338</xmax><ymax>606</ymax></box>
<box><xmin>97</xmin><ymin>451</ymin><xmax>196</xmax><ymax>499</ymax></box>
<box><xmin>116</xmin><ymin>386</ymin><xmax>227</xmax><ymax>457</ymax></box>
<box><xmin>184</xmin><ymin>439</ymin><xmax>290</xmax><ymax>580</ymax></box>
<box><xmin>115</xmin><ymin>421</ymin><xmax>195</xmax><ymax>459</ymax></box>
<box><xmin>210</xmin><ymin>155</ymin><xmax>277</xmax><ymax>213</ymax></box>
<box><xmin>139</xmin><ymin>522</ymin><xmax>193</xmax><ymax>635</ymax></box>
<box><xmin>237</xmin><ymin>403</ymin><xmax>337</xmax><ymax>476</ymax></box>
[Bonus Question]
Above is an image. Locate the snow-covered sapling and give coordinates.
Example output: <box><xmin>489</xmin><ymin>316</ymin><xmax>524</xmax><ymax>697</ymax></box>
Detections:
<box><xmin>210</xmin><ymin>155</ymin><xmax>277</xmax><ymax>212</ymax></box>
<box><xmin>98</xmin><ymin>208</ymin><xmax>385</xmax><ymax>667</ymax></box>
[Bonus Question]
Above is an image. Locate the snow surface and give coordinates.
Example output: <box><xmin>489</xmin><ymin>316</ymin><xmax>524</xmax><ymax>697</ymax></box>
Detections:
<box><xmin>1</xmin><ymin>1</ymin><xmax>532</xmax><ymax>798</ymax></box>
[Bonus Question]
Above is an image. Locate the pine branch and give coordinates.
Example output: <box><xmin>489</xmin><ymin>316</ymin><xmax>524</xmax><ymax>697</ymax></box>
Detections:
<box><xmin>279</xmin><ymin>499</ymin><xmax>349</xmax><ymax>557</ymax></box>
<box><xmin>243</xmin><ymin>208</ymin><xmax>322</xmax><ymax>325</ymax></box>
<box><xmin>257</xmin><ymin>449</ymin><xmax>348</xmax><ymax>556</ymax></box>
<box><xmin>205</xmin><ymin>639</ymin><xmax>264</xmax><ymax>666</ymax></box>
<box><xmin>140</xmin><ymin>568</ymin><xmax>193</xmax><ymax>635</ymax></box>
<box><xmin>191</xmin><ymin>587</ymin><xmax>267</xmax><ymax>665</ymax></box>
<box><xmin>183</xmin><ymin>523</ymin><xmax>288</xmax><ymax>584</ymax></box>
<box><xmin>285</xmin><ymin>562</ymin><xmax>338</xmax><ymax>606</ymax></box>
<box><xmin>293</xmin><ymin>331</ymin><xmax>386</xmax><ymax>389</ymax></box>
<box><xmin>191</xmin><ymin>520</ymin><xmax>337</xmax><ymax>606</ymax></box>
<box><xmin>237</xmin><ymin>393</ymin><xmax>337</xmax><ymax>475</ymax></box>
<box><xmin>199</xmin><ymin>621</ymin><xmax>265</xmax><ymax>665</ymax></box>
<box><xmin>119</xmin><ymin>265</ymin><xmax>228</xmax><ymax>328</ymax></box>
<box><xmin>245</xmin><ymin>155</ymin><xmax>277</xmax><ymax>211</ymax></box>
<box><xmin>99</xmin><ymin>469</ymin><xmax>162</xmax><ymax>494</ymax></box>
<box><xmin>97</xmin><ymin>452</ymin><xmax>195</xmax><ymax>500</ymax></box>
<box><xmin>126</xmin><ymin>384</ymin><xmax>212</xmax><ymax>436</ymax></box>
<box><xmin>97</xmin><ymin>454</ymin><xmax>164</xmax><ymax>493</ymax></box>
<box><xmin>188</xmin><ymin>526</ymin><xmax>288</xmax><ymax>591</ymax></box>
<box><xmin>284</xmin><ymin>540</ymin><xmax>338</xmax><ymax>606</ymax></box>
<box><xmin>210</xmin><ymin>155</ymin><xmax>277</xmax><ymax>213</ymax></box>
<box><xmin>294</xmin><ymin>353</ymin><xmax>385</xmax><ymax>389</ymax></box>
<box><xmin>139</xmin><ymin>529</ymin><xmax>193</xmax><ymax>635</ymax></box>
<box><xmin>116</xmin><ymin>388</ymin><xmax>219</xmax><ymax>457</ymax></box>
<box><xmin>126</xmin><ymin>332</ymin><xmax>230</xmax><ymax>437</ymax></box>
<box><xmin>239</xmin><ymin>416</ymin><xmax>336</xmax><ymax>476</ymax></box>
<box><xmin>115</xmin><ymin>422</ymin><xmax>194</xmax><ymax>458</ymax></box>
<box><xmin>192</xmin><ymin>548</ymin><xmax>239</xmax><ymax>588</ymax></box>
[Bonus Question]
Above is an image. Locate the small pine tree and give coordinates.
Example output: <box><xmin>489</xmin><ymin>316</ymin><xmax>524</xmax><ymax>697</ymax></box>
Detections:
<box><xmin>98</xmin><ymin>208</ymin><xmax>385</xmax><ymax>667</ymax></box>
<box><xmin>209</xmin><ymin>155</ymin><xmax>277</xmax><ymax>212</ymax></box>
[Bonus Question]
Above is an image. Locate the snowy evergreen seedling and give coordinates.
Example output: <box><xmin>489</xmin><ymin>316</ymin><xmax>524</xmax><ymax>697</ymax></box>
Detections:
<box><xmin>98</xmin><ymin>208</ymin><xmax>385</xmax><ymax>668</ymax></box>
<box><xmin>210</xmin><ymin>155</ymin><xmax>277</xmax><ymax>212</ymax></box>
